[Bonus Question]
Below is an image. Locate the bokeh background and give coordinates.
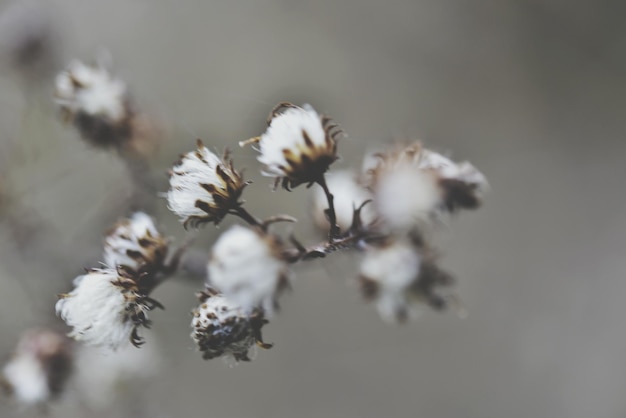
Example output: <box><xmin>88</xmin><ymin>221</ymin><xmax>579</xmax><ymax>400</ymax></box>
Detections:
<box><xmin>0</xmin><ymin>0</ymin><xmax>624</xmax><ymax>417</ymax></box>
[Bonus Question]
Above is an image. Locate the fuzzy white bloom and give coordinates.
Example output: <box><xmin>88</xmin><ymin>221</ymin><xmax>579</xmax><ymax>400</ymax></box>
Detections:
<box><xmin>167</xmin><ymin>140</ymin><xmax>246</xmax><ymax>228</ymax></box>
<box><xmin>103</xmin><ymin>211</ymin><xmax>167</xmax><ymax>273</ymax></box>
<box><xmin>56</xmin><ymin>268</ymin><xmax>157</xmax><ymax>349</ymax></box>
<box><xmin>244</xmin><ymin>102</ymin><xmax>339</xmax><ymax>190</ymax></box>
<box><xmin>375</xmin><ymin>165</ymin><xmax>440</xmax><ymax>231</ymax></box>
<box><xmin>366</xmin><ymin>142</ymin><xmax>488</xmax><ymax>230</ymax></box>
<box><xmin>191</xmin><ymin>289</ymin><xmax>271</xmax><ymax>362</ymax></box>
<box><xmin>359</xmin><ymin>241</ymin><xmax>422</xmax><ymax>322</ymax></box>
<box><xmin>359</xmin><ymin>240</ymin><xmax>454</xmax><ymax>322</ymax></box>
<box><xmin>1</xmin><ymin>329</ymin><xmax>72</xmax><ymax>406</ymax></box>
<box><xmin>208</xmin><ymin>225</ymin><xmax>289</xmax><ymax>315</ymax></box>
<box><xmin>312</xmin><ymin>170</ymin><xmax>376</xmax><ymax>232</ymax></box>
<box><xmin>54</xmin><ymin>59</ymin><xmax>127</xmax><ymax>122</ymax></box>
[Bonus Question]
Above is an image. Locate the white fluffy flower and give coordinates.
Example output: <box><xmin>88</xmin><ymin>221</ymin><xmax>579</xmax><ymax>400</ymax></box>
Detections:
<box><xmin>54</xmin><ymin>59</ymin><xmax>128</xmax><ymax>122</ymax></box>
<box><xmin>374</xmin><ymin>164</ymin><xmax>441</xmax><ymax>231</ymax></box>
<box><xmin>191</xmin><ymin>289</ymin><xmax>271</xmax><ymax>362</ymax></box>
<box><xmin>103</xmin><ymin>211</ymin><xmax>168</xmax><ymax>274</ymax></box>
<box><xmin>208</xmin><ymin>225</ymin><xmax>289</xmax><ymax>315</ymax></box>
<box><xmin>366</xmin><ymin>142</ymin><xmax>488</xmax><ymax>230</ymax></box>
<box><xmin>167</xmin><ymin>140</ymin><xmax>247</xmax><ymax>228</ymax></box>
<box><xmin>1</xmin><ymin>329</ymin><xmax>73</xmax><ymax>406</ymax></box>
<box><xmin>312</xmin><ymin>170</ymin><xmax>376</xmax><ymax>232</ymax></box>
<box><xmin>359</xmin><ymin>240</ymin><xmax>454</xmax><ymax>322</ymax></box>
<box><xmin>244</xmin><ymin>102</ymin><xmax>340</xmax><ymax>190</ymax></box>
<box><xmin>56</xmin><ymin>268</ymin><xmax>160</xmax><ymax>349</ymax></box>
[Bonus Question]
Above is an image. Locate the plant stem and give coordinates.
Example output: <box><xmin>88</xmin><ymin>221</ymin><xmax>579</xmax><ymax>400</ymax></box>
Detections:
<box><xmin>316</xmin><ymin>175</ymin><xmax>340</xmax><ymax>239</ymax></box>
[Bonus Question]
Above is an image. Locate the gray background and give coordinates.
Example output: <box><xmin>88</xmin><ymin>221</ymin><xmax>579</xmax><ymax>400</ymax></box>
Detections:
<box><xmin>0</xmin><ymin>0</ymin><xmax>625</xmax><ymax>417</ymax></box>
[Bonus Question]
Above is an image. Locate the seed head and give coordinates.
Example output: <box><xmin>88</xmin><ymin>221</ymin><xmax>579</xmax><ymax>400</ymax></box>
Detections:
<box><xmin>359</xmin><ymin>239</ymin><xmax>455</xmax><ymax>322</ymax></box>
<box><xmin>55</xmin><ymin>267</ymin><xmax>163</xmax><ymax>349</ymax></box>
<box><xmin>167</xmin><ymin>140</ymin><xmax>248</xmax><ymax>228</ymax></box>
<box><xmin>244</xmin><ymin>102</ymin><xmax>341</xmax><ymax>190</ymax></box>
<box><xmin>54</xmin><ymin>59</ymin><xmax>132</xmax><ymax>148</ymax></box>
<box><xmin>366</xmin><ymin>142</ymin><xmax>488</xmax><ymax>230</ymax></box>
<box><xmin>103</xmin><ymin>211</ymin><xmax>169</xmax><ymax>278</ymax></box>
<box><xmin>207</xmin><ymin>225</ymin><xmax>290</xmax><ymax>315</ymax></box>
<box><xmin>191</xmin><ymin>288</ymin><xmax>272</xmax><ymax>363</ymax></box>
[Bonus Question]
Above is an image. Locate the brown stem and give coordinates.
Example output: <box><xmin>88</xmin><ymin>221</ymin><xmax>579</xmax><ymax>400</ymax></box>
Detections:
<box><xmin>316</xmin><ymin>176</ymin><xmax>341</xmax><ymax>239</ymax></box>
<box><xmin>230</xmin><ymin>206</ymin><xmax>263</xmax><ymax>228</ymax></box>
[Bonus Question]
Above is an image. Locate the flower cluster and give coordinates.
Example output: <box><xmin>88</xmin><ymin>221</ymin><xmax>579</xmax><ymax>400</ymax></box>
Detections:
<box><xmin>47</xmin><ymin>94</ymin><xmax>486</xmax><ymax>370</ymax></box>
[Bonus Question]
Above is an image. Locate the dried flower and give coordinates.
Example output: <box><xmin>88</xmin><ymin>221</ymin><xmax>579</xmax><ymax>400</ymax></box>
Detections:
<box><xmin>54</xmin><ymin>59</ymin><xmax>132</xmax><ymax>148</ymax></box>
<box><xmin>103</xmin><ymin>211</ymin><xmax>168</xmax><ymax>277</ymax></box>
<box><xmin>207</xmin><ymin>225</ymin><xmax>289</xmax><ymax>315</ymax></box>
<box><xmin>366</xmin><ymin>142</ymin><xmax>488</xmax><ymax>230</ymax></box>
<box><xmin>167</xmin><ymin>140</ymin><xmax>248</xmax><ymax>228</ymax></box>
<box><xmin>1</xmin><ymin>329</ymin><xmax>73</xmax><ymax>406</ymax></box>
<box><xmin>359</xmin><ymin>239</ymin><xmax>455</xmax><ymax>322</ymax></box>
<box><xmin>243</xmin><ymin>102</ymin><xmax>341</xmax><ymax>190</ymax></box>
<box><xmin>55</xmin><ymin>267</ymin><xmax>163</xmax><ymax>349</ymax></box>
<box><xmin>191</xmin><ymin>288</ymin><xmax>271</xmax><ymax>362</ymax></box>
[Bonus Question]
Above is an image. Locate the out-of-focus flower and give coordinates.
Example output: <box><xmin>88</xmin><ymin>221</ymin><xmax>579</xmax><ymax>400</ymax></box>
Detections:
<box><xmin>191</xmin><ymin>288</ymin><xmax>272</xmax><ymax>362</ymax></box>
<box><xmin>55</xmin><ymin>267</ymin><xmax>162</xmax><ymax>349</ymax></box>
<box><xmin>312</xmin><ymin>169</ymin><xmax>375</xmax><ymax>233</ymax></box>
<box><xmin>54</xmin><ymin>59</ymin><xmax>132</xmax><ymax>148</ymax></box>
<box><xmin>366</xmin><ymin>142</ymin><xmax>488</xmax><ymax>230</ymax></box>
<box><xmin>103</xmin><ymin>212</ymin><xmax>168</xmax><ymax>277</ymax></box>
<box><xmin>242</xmin><ymin>102</ymin><xmax>341</xmax><ymax>190</ymax></box>
<box><xmin>1</xmin><ymin>328</ymin><xmax>73</xmax><ymax>406</ymax></box>
<box><xmin>208</xmin><ymin>225</ymin><xmax>289</xmax><ymax>315</ymax></box>
<box><xmin>167</xmin><ymin>140</ymin><xmax>248</xmax><ymax>228</ymax></box>
<box><xmin>358</xmin><ymin>239</ymin><xmax>455</xmax><ymax>322</ymax></box>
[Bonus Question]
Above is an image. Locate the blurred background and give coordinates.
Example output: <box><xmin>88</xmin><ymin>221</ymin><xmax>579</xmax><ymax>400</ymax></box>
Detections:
<box><xmin>0</xmin><ymin>0</ymin><xmax>624</xmax><ymax>417</ymax></box>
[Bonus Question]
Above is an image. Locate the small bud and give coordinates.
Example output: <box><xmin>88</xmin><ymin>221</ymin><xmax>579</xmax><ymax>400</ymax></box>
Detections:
<box><xmin>359</xmin><ymin>239</ymin><xmax>455</xmax><ymax>322</ymax></box>
<box><xmin>207</xmin><ymin>225</ymin><xmax>290</xmax><ymax>315</ymax></box>
<box><xmin>1</xmin><ymin>328</ymin><xmax>73</xmax><ymax>406</ymax></box>
<box><xmin>55</xmin><ymin>267</ymin><xmax>163</xmax><ymax>349</ymax></box>
<box><xmin>248</xmin><ymin>102</ymin><xmax>341</xmax><ymax>190</ymax></box>
<box><xmin>191</xmin><ymin>289</ymin><xmax>271</xmax><ymax>362</ymax></box>
<box><xmin>167</xmin><ymin>140</ymin><xmax>247</xmax><ymax>228</ymax></box>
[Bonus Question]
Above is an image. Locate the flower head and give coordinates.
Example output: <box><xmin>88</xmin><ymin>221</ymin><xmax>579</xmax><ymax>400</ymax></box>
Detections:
<box><xmin>103</xmin><ymin>212</ymin><xmax>168</xmax><ymax>277</ymax></box>
<box><xmin>244</xmin><ymin>102</ymin><xmax>341</xmax><ymax>190</ymax></box>
<box><xmin>1</xmin><ymin>329</ymin><xmax>73</xmax><ymax>406</ymax></box>
<box><xmin>191</xmin><ymin>288</ymin><xmax>272</xmax><ymax>362</ymax></box>
<box><xmin>54</xmin><ymin>59</ymin><xmax>132</xmax><ymax>148</ymax></box>
<box><xmin>167</xmin><ymin>140</ymin><xmax>248</xmax><ymax>228</ymax></box>
<box><xmin>207</xmin><ymin>225</ymin><xmax>289</xmax><ymax>315</ymax></box>
<box><xmin>55</xmin><ymin>267</ymin><xmax>163</xmax><ymax>349</ymax></box>
<box><xmin>366</xmin><ymin>142</ymin><xmax>488</xmax><ymax>230</ymax></box>
<box><xmin>359</xmin><ymin>239</ymin><xmax>455</xmax><ymax>322</ymax></box>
